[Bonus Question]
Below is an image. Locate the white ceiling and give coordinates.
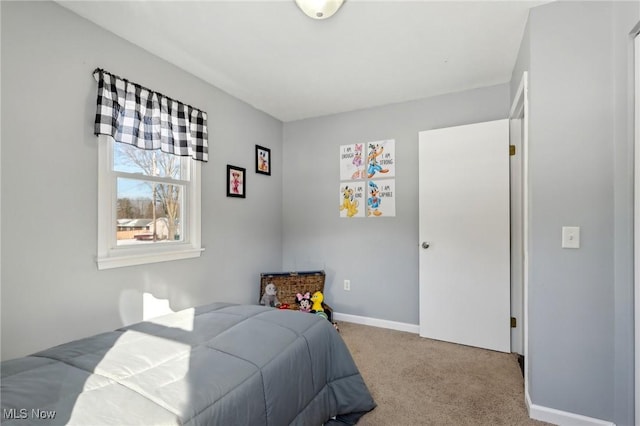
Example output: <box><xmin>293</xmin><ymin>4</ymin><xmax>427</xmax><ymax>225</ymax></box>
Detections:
<box><xmin>57</xmin><ymin>0</ymin><xmax>548</xmax><ymax>122</ymax></box>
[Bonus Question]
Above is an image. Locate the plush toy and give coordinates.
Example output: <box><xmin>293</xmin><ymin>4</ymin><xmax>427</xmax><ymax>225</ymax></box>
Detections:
<box><xmin>260</xmin><ymin>282</ymin><xmax>280</xmax><ymax>307</ymax></box>
<box><xmin>309</xmin><ymin>291</ymin><xmax>338</xmax><ymax>330</ymax></box>
<box><xmin>310</xmin><ymin>291</ymin><xmax>324</xmax><ymax>313</ymax></box>
<box><xmin>295</xmin><ymin>292</ymin><xmax>312</xmax><ymax>313</ymax></box>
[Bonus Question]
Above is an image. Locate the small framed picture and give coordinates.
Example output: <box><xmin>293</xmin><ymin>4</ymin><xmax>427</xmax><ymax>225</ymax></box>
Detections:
<box><xmin>256</xmin><ymin>145</ymin><xmax>271</xmax><ymax>176</ymax></box>
<box><xmin>226</xmin><ymin>165</ymin><xmax>246</xmax><ymax>198</ymax></box>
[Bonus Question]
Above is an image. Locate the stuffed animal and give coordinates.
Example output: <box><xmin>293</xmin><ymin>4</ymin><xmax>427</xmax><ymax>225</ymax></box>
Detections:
<box><xmin>310</xmin><ymin>291</ymin><xmax>324</xmax><ymax>313</ymax></box>
<box><xmin>309</xmin><ymin>291</ymin><xmax>337</xmax><ymax>329</ymax></box>
<box><xmin>295</xmin><ymin>292</ymin><xmax>312</xmax><ymax>313</ymax></box>
<box><xmin>260</xmin><ymin>282</ymin><xmax>280</xmax><ymax>307</ymax></box>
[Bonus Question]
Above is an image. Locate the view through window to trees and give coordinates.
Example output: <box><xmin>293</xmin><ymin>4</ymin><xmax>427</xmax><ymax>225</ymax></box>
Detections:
<box><xmin>114</xmin><ymin>143</ymin><xmax>187</xmax><ymax>245</ymax></box>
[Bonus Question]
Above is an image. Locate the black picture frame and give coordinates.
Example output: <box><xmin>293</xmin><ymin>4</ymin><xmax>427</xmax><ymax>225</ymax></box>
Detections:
<box><xmin>226</xmin><ymin>165</ymin><xmax>246</xmax><ymax>198</ymax></box>
<box><xmin>255</xmin><ymin>145</ymin><xmax>271</xmax><ymax>176</ymax></box>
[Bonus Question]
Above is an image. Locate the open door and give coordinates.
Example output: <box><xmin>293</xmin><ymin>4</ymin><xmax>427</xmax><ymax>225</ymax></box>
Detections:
<box><xmin>418</xmin><ymin>119</ymin><xmax>511</xmax><ymax>353</ymax></box>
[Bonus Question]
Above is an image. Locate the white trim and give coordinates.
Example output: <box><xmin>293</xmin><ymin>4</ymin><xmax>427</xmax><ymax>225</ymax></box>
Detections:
<box><xmin>510</xmin><ymin>73</ymin><xmax>526</xmax><ymax>118</ymax></box>
<box><xmin>97</xmin><ymin>247</ymin><xmax>204</xmax><ymax>270</ymax></box>
<box><xmin>510</xmin><ymin>71</ymin><xmax>530</xmax><ymax>403</ymax></box>
<box><xmin>527</xmin><ymin>389</ymin><xmax>616</xmax><ymax>426</ymax></box>
<box><xmin>332</xmin><ymin>312</ymin><xmax>420</xmax><ymax>334</ymax></box>
<box><xmin>634</xmin><ymin>30</ymin><xmax>639</xmax><ymax>426</ymax></box>
<box><xmin>0</xmin><ymin>0</ymin><xmax>3</xmax><ymax>297</ymax></box>
<box><xmin>96</xmin><ymin>136</ymin><xmax>203</xmax><ymax>270</ymax></box>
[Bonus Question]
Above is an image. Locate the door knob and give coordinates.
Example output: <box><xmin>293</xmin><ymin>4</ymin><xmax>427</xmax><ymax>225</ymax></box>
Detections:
<box><xmin>422</xmin><ymin>242</ymin><xmax>430</xmax><ymax>249</ymax></box>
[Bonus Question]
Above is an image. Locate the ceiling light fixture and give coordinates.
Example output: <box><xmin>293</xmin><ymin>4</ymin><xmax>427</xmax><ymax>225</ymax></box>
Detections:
<box><xmin>294</xmin><ymin>0</ymin><xmax>345</xmax><ymax>20</ymax></box>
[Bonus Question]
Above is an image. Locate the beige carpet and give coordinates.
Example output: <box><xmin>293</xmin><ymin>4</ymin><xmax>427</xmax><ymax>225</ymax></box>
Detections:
<box><xmin>338</xmin><ymin>322</ymin><xmax>553</xmax><ymax>426</ymax></box>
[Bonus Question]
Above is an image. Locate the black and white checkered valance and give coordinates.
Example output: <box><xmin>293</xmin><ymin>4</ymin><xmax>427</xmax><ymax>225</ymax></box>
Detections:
<box><xmin>93</xmin><ymin>68</ymin><xmax>208</xmax><ymax>162</ymax></box>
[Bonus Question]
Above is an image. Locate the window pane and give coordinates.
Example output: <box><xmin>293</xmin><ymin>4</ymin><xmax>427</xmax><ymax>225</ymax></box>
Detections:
<box><xmin>116</xmin><ymin>178</ymin><xmax>183</xmax><ymax>245</ymax></box>
<box><xmin>114</xmin><ymin>143</ymin><xmax>185</xmax><ymax>179</ymax></box>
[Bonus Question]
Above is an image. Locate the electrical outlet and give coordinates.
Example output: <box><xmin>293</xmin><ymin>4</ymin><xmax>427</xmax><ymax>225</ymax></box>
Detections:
<box><xmin>344</xmin><ymin>279</ymin><xmax>351</xmax><ymax>291</ymax></box>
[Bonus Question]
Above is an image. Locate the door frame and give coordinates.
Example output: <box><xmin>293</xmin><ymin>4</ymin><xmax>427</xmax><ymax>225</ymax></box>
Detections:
<box><xmin>510</xmin><ymin>72</ymin><xmax>530</xmax><ymax>405</ymax></box>
<box><xmin>634</xmin><ymin>30</ymin><xmax>639</xmax><ymax>426</ymax></box>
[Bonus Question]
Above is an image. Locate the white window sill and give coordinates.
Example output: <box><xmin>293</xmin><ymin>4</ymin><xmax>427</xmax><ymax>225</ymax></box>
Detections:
<box><xmin>97</xmin><ymin>247</ymin><xmax>204</xmax><ymax>270</ymax></box>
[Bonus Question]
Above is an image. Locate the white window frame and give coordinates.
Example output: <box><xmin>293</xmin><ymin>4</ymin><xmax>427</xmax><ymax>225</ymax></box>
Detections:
<box><xmin>97</xmin><ymin>135</ymin><xmax>203</xmax><ymax>270</ymax></box>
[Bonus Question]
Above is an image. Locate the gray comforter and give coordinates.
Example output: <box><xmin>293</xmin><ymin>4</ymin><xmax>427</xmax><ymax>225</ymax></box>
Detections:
<box><xmin>1</xmin><ymin>303</ymin><xmax>375</xmax><ymax>425</ymax></box>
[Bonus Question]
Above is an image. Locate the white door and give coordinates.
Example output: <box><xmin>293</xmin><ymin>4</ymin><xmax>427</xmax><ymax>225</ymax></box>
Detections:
<box><xmin>418</xmin><ymin>119</ymin><xmax>510</xmax><ymax>353</ymax></box>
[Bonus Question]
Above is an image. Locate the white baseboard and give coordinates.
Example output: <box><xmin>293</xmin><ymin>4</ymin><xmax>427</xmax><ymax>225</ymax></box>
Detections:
<box><xmin>332</xmin><ymin>312</ymin><xmax>420</xmax><ymax>334</ymax></box>
<box><xmin>526</xmin><ymin>389</ymin><xmax>615</xmax><ymax>426</ymax></box>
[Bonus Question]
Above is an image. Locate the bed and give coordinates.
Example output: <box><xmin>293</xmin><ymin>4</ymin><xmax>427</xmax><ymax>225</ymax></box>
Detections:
<box><xmin>1</xmin><ymin>303</ymin><xmax>376</xmax><ymax>425</ymax></box>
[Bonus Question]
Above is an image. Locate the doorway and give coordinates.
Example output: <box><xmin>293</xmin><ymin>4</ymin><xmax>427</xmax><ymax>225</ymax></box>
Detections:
<box><xmin>510</xmin><ymin>72</ymin><xmax>529</xmax><ymax>398</ymax></box>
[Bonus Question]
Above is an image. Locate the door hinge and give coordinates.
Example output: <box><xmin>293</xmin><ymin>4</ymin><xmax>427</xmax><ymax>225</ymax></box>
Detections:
<box><xmin>509</xmin><ymin>145</ymin><xmax>516</xmax><ymax>156</ymax></box>
<box><xmin>511</xmin><ymin>317</ymin><xmax>517</xmax><ymax>328</ymax></box>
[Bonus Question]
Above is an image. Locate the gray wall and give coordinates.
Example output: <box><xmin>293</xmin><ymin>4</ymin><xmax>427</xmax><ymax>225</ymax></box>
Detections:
<box><xmin>282</xmin><ymin>85</ymin><xmax>509</xmax><ymax>325</ymax></box>
<box><xmin>510</xmin><ymin>17</ymin><xmax>530</xmax><ymax>100</ymax></box>
<box><xmin>3</xmin><ymin>1</ymin><xmax>637</xmax><ymax>423</ymax></box>
<box><xmin>511</xmin><ymin>1</ymin><xmax>639</xmax><ymax>424</ymax></box>
<box><xmin>0</xmin><ymin>1</ymin><xmax>283</xmax><ymax>360</ymax></box>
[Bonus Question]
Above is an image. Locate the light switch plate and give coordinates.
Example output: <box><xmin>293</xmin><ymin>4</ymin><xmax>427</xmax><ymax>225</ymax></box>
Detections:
<box><xmin>562</xmin><ymin>226</ymin><xmax>580</xmax><ymax>249</ymax></box>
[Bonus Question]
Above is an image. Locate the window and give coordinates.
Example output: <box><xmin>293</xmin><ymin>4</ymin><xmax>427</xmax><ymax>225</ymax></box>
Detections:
<box><xmin>93</xmin><ymin>69</ymin><xmax>207</xmax><ymax>269</ymax></box>
<box><xmin>97</xmin><ymin>136</ymin><xmax>202</xmax><ymax>269</ymax></box>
